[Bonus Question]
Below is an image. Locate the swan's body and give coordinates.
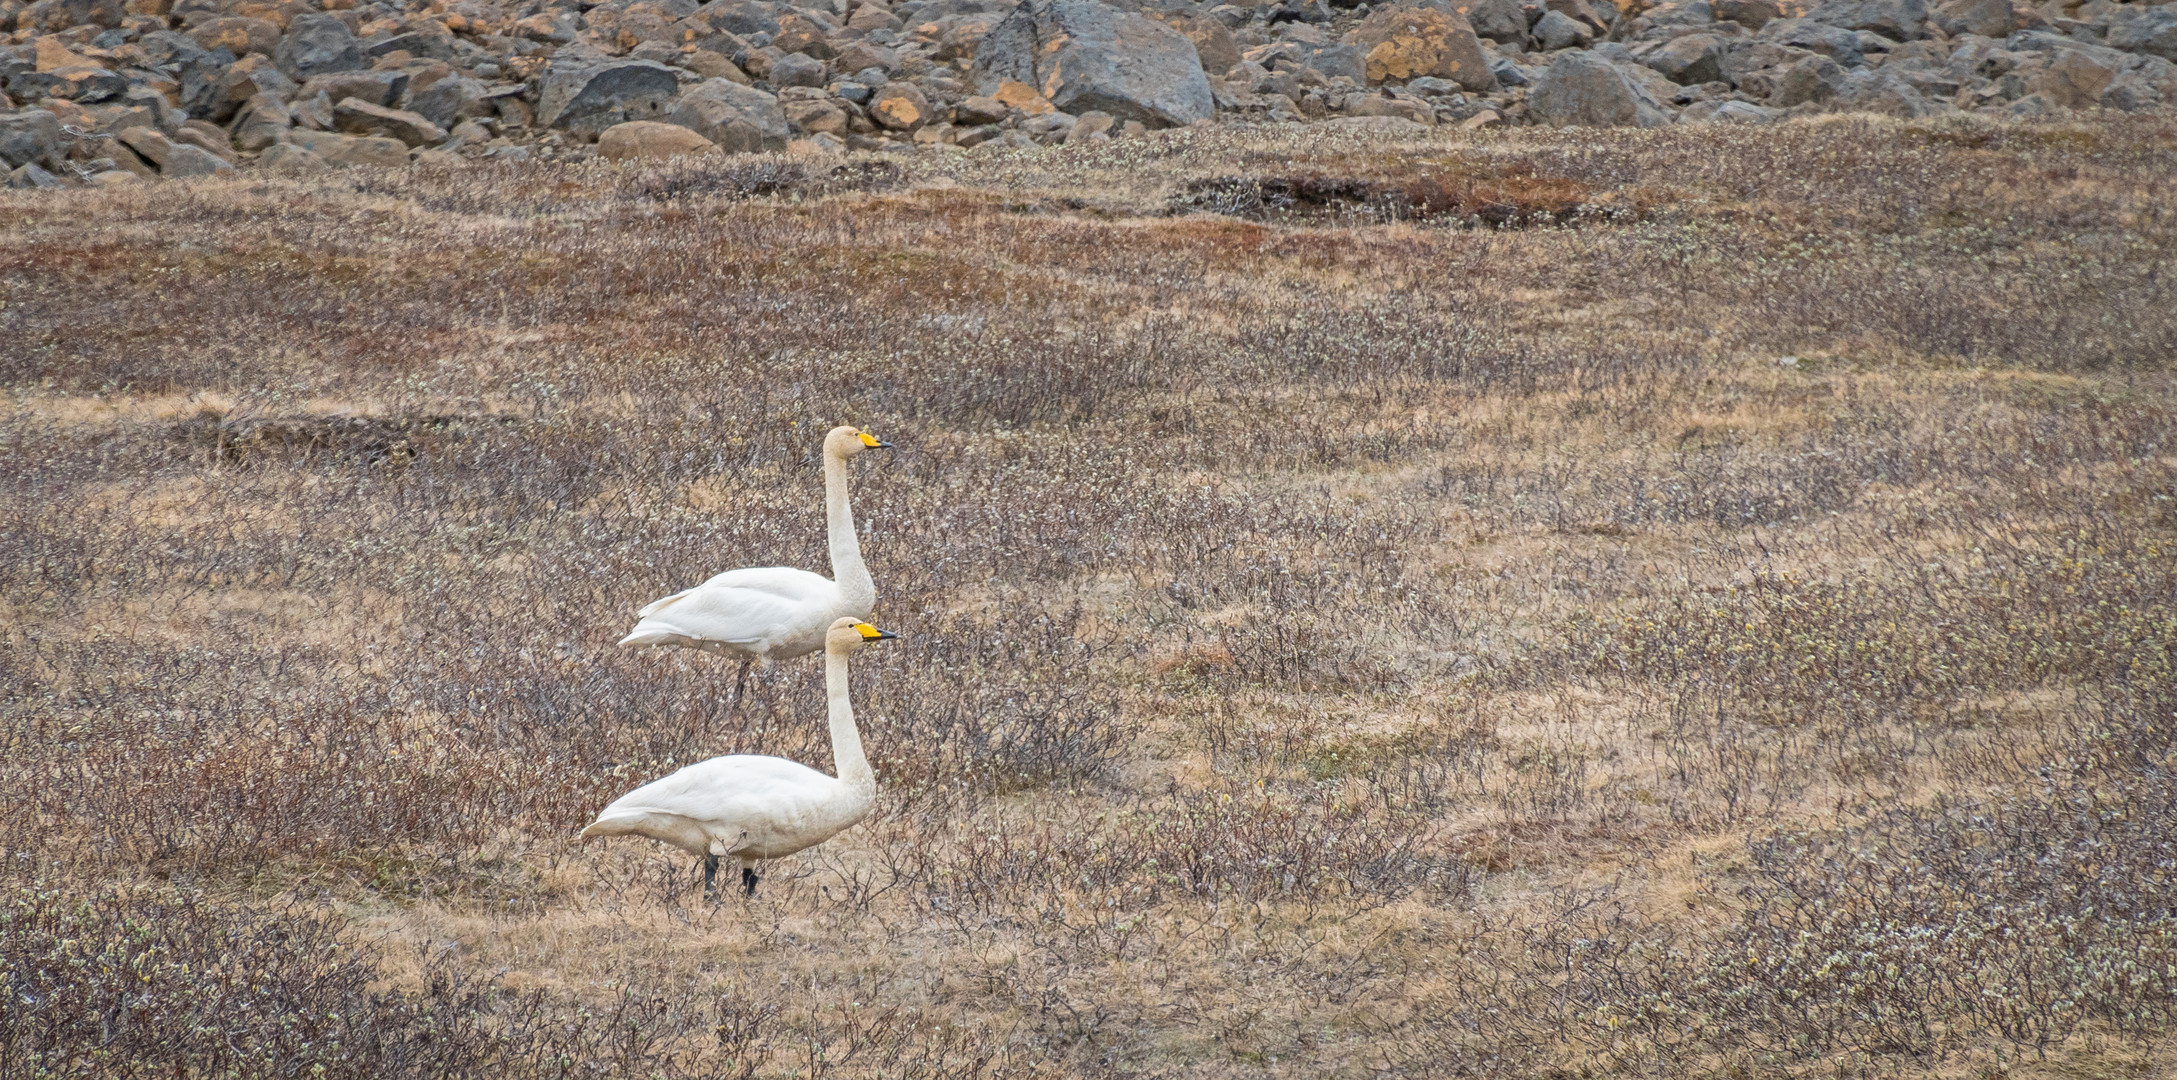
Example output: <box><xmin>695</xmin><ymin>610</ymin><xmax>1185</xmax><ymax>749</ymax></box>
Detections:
<box><xmin>618</xmin><ymin>426</ymin><xmax>888</xmax><ymax>665</ymax></box>
<box><xmin>582</xmin><ymin>618</ymin><xmax>894</xmax><ymax>897</ymax></box>
<box><xmin>623</xmin><ymin>566</ymin><xmax>850</xmax><ymax>661</ymax></box>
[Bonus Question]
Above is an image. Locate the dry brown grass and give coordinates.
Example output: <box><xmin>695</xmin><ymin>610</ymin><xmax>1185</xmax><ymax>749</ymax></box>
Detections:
<box><xmin>4</xmin><ymin>111</ymin><xmax>2177</xmax><ymax>1078</ymax></box>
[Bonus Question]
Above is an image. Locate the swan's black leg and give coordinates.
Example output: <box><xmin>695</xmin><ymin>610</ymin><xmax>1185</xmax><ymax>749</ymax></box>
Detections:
<box><xmin>702</xmin><ymin>854</ymin><xmax>720</xmax><ymax>900</ymax></box>
<box><xmin>718</xmin><ymin>657</ymin><xmax>753</xmax><ymax>734</ymax></box>
<box><xmin>742</xmin><ymin>866</ymin><xmax>759</xmax><ymax>896</ymax></box>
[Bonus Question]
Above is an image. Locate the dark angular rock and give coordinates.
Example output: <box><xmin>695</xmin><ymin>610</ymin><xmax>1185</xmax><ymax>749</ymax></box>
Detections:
<box><xmin>1639</xmin><ymin>32</ymin><xmax>1726</xmax><ymax>84</ymax></box>
<box><xmin>275</xmin><ymin>13</ymin><xmax>366</xmax><ymax>80</ymax></box>
<box><xmin>405</xmin><ymin>75</ymin><xmax>489</xmax><ymax>131</ymax></box>
<box><xmin>537</xmin><ymin>58</ymin><xmax>682</xmax><ymax>133</ymax></box>
<box><xmin>0</xmin><ymin>108</ymin><xmax>65</xmax><ymax>169</ymax></box>
<box><xmin>1759</xmin><ymin>17</ymin><xmax>1865</xmax><ymax>66</ymax></box>
<box><xmin>1804</xmin><ymin>0</ymin><xmax>1927</xmax><ymax>42</ymax></box>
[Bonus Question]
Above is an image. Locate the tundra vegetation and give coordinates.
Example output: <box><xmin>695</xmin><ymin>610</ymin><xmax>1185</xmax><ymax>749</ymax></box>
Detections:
<box><xmin>3</xmin><ymin>114</ymin><xmax>2176</xmax><ymax>1078</ymax></box>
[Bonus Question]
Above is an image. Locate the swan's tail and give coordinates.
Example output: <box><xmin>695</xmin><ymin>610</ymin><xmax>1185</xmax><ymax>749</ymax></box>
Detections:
<box><xmin>579</xmin><ymin>811</ymin><xmax>648</xmax><ymax>839</ymax></box>
<box><xmin>636</xmin><ymin>588</ymin><xmax>693</xmax><ymax>618</ymax></box>
<box><xmin>616</xmin><ymin>623</ymin><xmax>682</xmax><ymax>649</ymax></box>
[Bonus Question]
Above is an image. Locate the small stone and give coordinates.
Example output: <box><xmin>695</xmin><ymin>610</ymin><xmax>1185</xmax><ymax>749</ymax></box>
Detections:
<box><xmin>788</xmin><ymin>131</ymin><xmax>847</xmax><ymax>155</ymax></box>
<box><xmin>769</xmin><ymin>52</ymin><xmax>828</xmax><ymax>88</ymax></box>
<box><xmin>192</xmin><ymin>16</ymin><xmax>282</xmax><ymax>57</ymax></box>
<box><xmin>172</xmin><ymin>122</ymin><xmax>235</xmax><ymax>161</ymax></box>
<box><xmin>291</xmin><ymin>93</ymin><xmax>336</xmax><ymax>132</ymax></box>
<box><xmin>1346</xmin><ymin>92</ymin><xmax>1437</xmax><ymax>123</ymax></box>
<box><xmin>286</xmin><ymin>127</ymin><xmax>410</xmax><ymax>167</ymax></box>
<box><xmin>256</xmin><ymin>140</ymin><xmax>328</xmax><ymax>173</ymax></box>
<box><xmin>7</xmin><ymin>161</ymin><xmax>64</xmax><ymax>188</ymax></box>
<box><xmin>333</xmin><ymin>97</ymin><xmax>447</xmax><ymax>147</ymax></box>
<box><xmin>954</xmin><ymin>94</ymin><xmax>1010</xmax><ymax>125</ymax></box>
<box><xmin>832</xmin><ymin>41</ymin><xmax>900</xmax><ymax>75</ymax></box>
<box><xmin>297</xmin><ymin>70</ymin><xmax>408</xmax><ymax>108</ymax></box>
<box><xmin>868</xmin><ymin>82</ymin><xmax>929</xmax><ymax>129</ymax></box>
<box><xmin>1065</xmin><ymin>108</ymin><xmax>1116</xmax><ymax>143</ymax></box>
<box><xmin>2032</xmin><ymin>51</ymin><xmax>2120</xmax><ymax>108</ymax></box>
<box><xmin>1640</xmin><ymin>33</ymin><xmax>1724</xmax><ymax>85</ymax></box>
<box><xmin>35</xmin><ymin>36</ymin><xmax>97</xmax><ymax>72</ymax></box>
<box><xmin>1931</xmin><ymin>0</ymin><xmax>2013</xmax><ymax>38</ymax></box>
<box><xmin>1457</xmin><ymin>106</ymin><xmax>1502</xmax><ymax>128</ymax></box>
<box><xmin>990</xmin><ymin>79</ymin><xmax>1057</xmax><ymax>115</ymax></box>
<box><xmin>1532</xmin><ymin>9</ymin><xmax>1591</xmax><ymax>50</ymax></box>
<box><xmin>781</xmin><ymin>94</ymin><xmax>848</xmax><ymax>134</ymax></box>
<box><xmin>597</xmin><ymin>119</ymin><xmax>721</xmax><ymax>160</ymax></box>
<box><xmin>848</xmin><ymin>5</ymin><xmax>902</xmax><ymax>32</ymax></box>
<box><xmin>1155</xmin><ymin>10</ymin><xmax>1244</xmax><ymax>75</ymax></box>
<box><xmin>1803</xmin><ymin>0</ymin><xmax>1927</xmax><ymax>41</ymax></box>
<box><xmin>684</xmin><ymin>51</ymin><xmax>751</xmax><ymax>83</ymax></box>
<box><xmin>1021</xmin><ymin>111</ymin><xmax>1074</xmax><ymax>142</ymax></box>
<box><xmin>771</xmin><ymin>14</ymin><xmax>836</xmax><ymax>59</ymax></box>
<box><xmin>1715</xmin><ymin>0</ymin><xmax>1781</xmax><ymax>29</ymax></box>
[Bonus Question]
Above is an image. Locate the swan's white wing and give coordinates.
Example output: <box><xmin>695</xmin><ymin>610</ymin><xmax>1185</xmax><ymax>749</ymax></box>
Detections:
<box><xmin>621</xmin><ymin>567</ymin><xmax>841</xmax><ymax>653</ymax></box>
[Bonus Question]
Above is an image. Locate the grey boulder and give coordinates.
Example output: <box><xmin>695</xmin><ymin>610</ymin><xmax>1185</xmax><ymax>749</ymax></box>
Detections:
<box><xmin>1759</xmin><ymin>18</ymin><xmax>1865</xmax><ymax>67</ymax></box>
<box><xmin>2106</xmin><ymin>9</ymin><xmax>2177</xmax><ymax>63</ymax></box>
<box><xmin>275</xmin><ymin>13</ymin><xmax>366</xmax><ymax>80</ymax></box>
<box><xmin>0</xmin><ymin>109</ymin><xmax>64</xmax><ymax>170</ymax></box>
<box><xmin>664</xmin><ymin>78</ymin><xmax>788</xmax><ymax>152</ymax></box>
<box><xmin>1931</xmin><ymin>0</ymin><xmax>2014</xmax><ymax>39</ymax></box>
<box><xmin>7</xmin><ymin>161</ymin><xmax>63</xmax><ymax>188</ymax></box>
<box><xmin>333</xmin><ymin>98</ymin><xmax>448</xmax><ymax>147</ymax></box>
<box><xmin>972</xmin><ymin>0</ymin><xmax>1214</xmax><ymax>128</ymax></box>
<box><xmin>1532</xmin><ymin>9</ymin><xmax>1592</xmax><ymax>50</ymax></box>
<box><xmin>1804</xmin><ymin>0</ymin><xmax>1926</xmax><ymax>41</ymax></box>
<box><xmin>1638</xmin><ymin>32</ymin><xmax>1726</xmax><ymax>84</ymax></box>
<box><xmin>1463</xmin><ymin>0</ymin><xmax>1530</xmax><ymax>44</ymax></box>
<box><xmin>1528</xmin><ymin>51</ymin><xmax>1673</xmax><ymax>126</ymax></box>
<box><xmin>405</xmin><ymin>76</ymin><xmax>490</xmax><ymax>131</ymax></box>
<box><xmin>769</xmin><ymin>51</ymin><xmax>828</xmax><ymax>88</ymax></box>
<box><xmin>1834</xmin><ymin>66</ymin><xmax>1936</xmax><ymax>115</ymax></box>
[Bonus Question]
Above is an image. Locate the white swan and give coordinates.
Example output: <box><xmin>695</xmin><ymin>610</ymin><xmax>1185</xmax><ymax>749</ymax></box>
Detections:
<box><xmin>582</xmin><ymin>617</ymin><xmax>896</xmax><ymax>897</ymax></box>
<box><xmin>618</xmin><ymin>425</ymin><xmax>890</xmax><ymax>715</ymax></box>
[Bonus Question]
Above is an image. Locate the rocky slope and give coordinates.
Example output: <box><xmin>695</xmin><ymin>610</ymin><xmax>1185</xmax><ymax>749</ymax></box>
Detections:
<box><xmin>2</xmin><ymin>0</ymin><xmax>2173</xmax><ymax>185</ymax></box>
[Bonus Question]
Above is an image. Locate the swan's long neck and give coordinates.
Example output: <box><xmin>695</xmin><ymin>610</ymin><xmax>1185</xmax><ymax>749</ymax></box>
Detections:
<box><xmin>824</xmin><ymin>450</ymin><xmax>875</xmax><ymax>616</ymax></box>
<box><xmin>825</xmin><ymin>644</ymin><xmax>875</xmax><ymax>796</ymax></box>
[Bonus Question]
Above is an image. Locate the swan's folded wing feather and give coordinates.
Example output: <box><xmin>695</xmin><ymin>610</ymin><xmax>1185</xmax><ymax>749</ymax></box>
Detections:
<box><xmin>636</xmin><ymin>586</ymin><xmax>696</xmax><ymax>618</ymax></box>
<box><xmin>695</xmin><ymin>567</ymin><xmax>837</xmax><ymax>604</ymax></box>
<box><xmin>622</xmin><ymin>569</ymin><xmax>839</xmax><ymax>648</ymax></box>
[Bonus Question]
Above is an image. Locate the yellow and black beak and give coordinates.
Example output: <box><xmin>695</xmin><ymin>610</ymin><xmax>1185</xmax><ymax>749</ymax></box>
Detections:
<box><xmin>854</xmin><ymin>623</ymin><xmax>899</xmax><ymax>641</ymax></box>
<box><xmin>857</xmin><ymin>431</ymin><xmax>894</xmax><ymax>449</ymax></box>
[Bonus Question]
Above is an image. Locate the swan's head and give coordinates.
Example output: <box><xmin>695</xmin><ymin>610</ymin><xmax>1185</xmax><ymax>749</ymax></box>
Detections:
<box><xmin>827</xmin><ymin>424</ymin><xmax>893</xmax><ymax>459</ymax></box>
<box><xmin>827</xmin><ymin>616</ymin><xmax>899</xmax><ymax>653</ymax></box>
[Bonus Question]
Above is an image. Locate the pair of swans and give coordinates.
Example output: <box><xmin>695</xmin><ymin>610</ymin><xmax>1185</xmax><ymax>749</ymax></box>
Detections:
<box><xmin>583</xmin><ymin>425</ymin><xmax>895</xmax><ymax>898</ymax></box>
